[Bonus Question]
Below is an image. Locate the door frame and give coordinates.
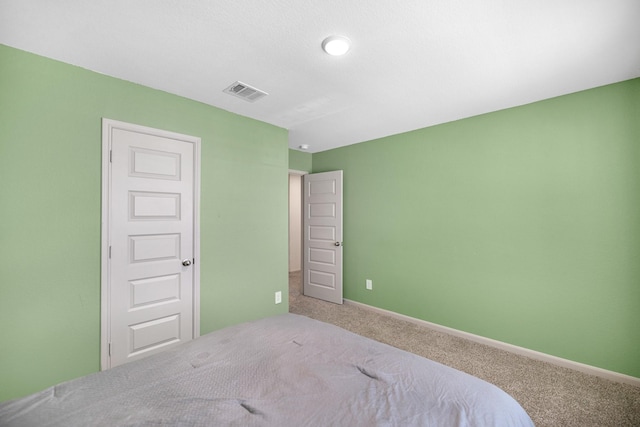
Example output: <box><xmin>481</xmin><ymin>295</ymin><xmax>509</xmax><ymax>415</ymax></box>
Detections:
<box><xmin>100</xmin><ymin>118</ymin><xmax>201</xmax><ymax>370</ymax></box>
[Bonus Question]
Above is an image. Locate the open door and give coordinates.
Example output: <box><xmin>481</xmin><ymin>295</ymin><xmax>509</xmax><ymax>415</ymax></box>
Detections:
<box><xmin>303</xmin><ymin>170</ymin><xmax>343</xmax><ymax>304</ymax></box>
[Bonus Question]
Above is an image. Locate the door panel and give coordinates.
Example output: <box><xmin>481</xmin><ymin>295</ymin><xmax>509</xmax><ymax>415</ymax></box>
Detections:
<box><xmin>309</xmin><ymin>248</ymin><xmax>335</xmax><ymax>264</ymax></box>
<box><xmin>129</xmin><ymin>314</ymin><xmax>181</xmax><ymax>357</ymax></box>
<box><xmin>102</xmin><ymin>119</ymin><xmax>200</xmax><ymax>369</ymax></box>
<box><xmin>130</xmin><ymin>274</ymin><xmax>181</xmax><ymax>308</ymax></box>
<box><xmin>129</xmin><ymin>234</ymin><xmax>181</xmax><ymax>262</ymax></box>
<box><xmin>303</xmin><ymin>170</ymin><xmax>343</xmax><ymax>304</ymax></box>
<box><xmin>129</xmin><ymin>147</ymin><xmax>181</xmax><ymax>179</ymax></box>
<box><xmin>129</xmin><ymin>192</ymin><xmax>181</xmax><ymax>220</ymax></box>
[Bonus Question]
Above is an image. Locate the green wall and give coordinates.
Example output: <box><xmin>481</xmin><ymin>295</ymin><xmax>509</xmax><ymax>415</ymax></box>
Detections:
<box><xmin>288</xmin><ymin>148</ymin><xmax>312</xmax><ymax>172</ymax></box>
<box><xmin>313</xmin><ymin>79</ymin><xmax>640</xmax><ymax>378</ymax></box>
<box><xmin>0</xmin><ymin>45</ymin><xmax>289</xmax><ymax>401</ymax></box>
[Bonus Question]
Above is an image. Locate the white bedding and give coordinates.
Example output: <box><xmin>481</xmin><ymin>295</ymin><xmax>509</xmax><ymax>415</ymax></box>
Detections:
<box><xmin>0</xmin><ymin>314</ymin><xmax>534</xmax><ymax>426</ymax></box>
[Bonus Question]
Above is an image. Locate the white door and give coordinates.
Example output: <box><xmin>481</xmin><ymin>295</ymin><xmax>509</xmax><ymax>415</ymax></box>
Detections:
<box><xmin>303</xmin><ymin>171</ymin><xmax>343</xmax><ymax>304</ymax></box>
<box><xmin>101</xmin><ymin>119</ymin><xmax>200</xmax><ymax>369</ymax></box>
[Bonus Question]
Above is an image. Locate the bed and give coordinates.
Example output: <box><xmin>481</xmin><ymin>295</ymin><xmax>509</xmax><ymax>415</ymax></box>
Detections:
<box><xmin>0</xmin><ymin>314</ymin><xmax>534</xmax><ymax>426</ymax></box>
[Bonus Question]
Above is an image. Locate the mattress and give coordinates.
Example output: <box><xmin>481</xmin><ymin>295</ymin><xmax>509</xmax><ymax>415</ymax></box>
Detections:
<box><xmin>0</xmin><ymin>314</ymin><xmax>534</xmax><ymax>426</ymax></box>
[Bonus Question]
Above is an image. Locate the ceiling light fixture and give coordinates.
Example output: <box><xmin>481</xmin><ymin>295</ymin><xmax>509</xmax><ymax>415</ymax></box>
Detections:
<box><xmin>299</xmin><ymin>144</ymin><xmax>310</xmax><ymax>150</ymax></box>
<box><xmin>322</xmin><ymin>35</ymin><xmax>351</xmax><ymax>56</ymax></box>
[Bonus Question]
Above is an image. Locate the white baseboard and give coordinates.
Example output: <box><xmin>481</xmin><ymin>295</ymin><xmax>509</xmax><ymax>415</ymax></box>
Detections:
<box><xmin>344</xmin><ymin>298</ymin><xmax>640</xmax><ymax>388</ymax></box>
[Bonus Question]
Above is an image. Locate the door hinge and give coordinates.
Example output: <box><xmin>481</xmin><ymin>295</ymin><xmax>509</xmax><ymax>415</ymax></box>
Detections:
<box><xmin>109</xmin><ymin>150</ymin><xmax>112</xmax><ymax>163</ymax></box>
<box><xmin>108</xmin><ymin>343</ymin><xmax>112</xmax><ymax>356</ymax></box>
<box><xmin>109</xmin><ymin>246</ymin><xmax>112</xmax><ymax>259</ymax></box>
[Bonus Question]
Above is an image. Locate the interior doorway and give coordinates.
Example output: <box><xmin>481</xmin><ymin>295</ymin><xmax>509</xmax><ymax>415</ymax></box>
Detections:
<box><xmin>288</xmin><ymin>169</ymin><xmax>344</xmax><ymax>304</ymax></box>
<box><xmin>288</xmin><ymin>171</ymin><xmax>306</xmax><ymax>273</ymax></box>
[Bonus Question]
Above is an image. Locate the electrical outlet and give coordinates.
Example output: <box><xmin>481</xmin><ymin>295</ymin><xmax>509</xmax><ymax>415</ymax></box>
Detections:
<box><xmin>275</xmin><ymin>291</ymin><xmax>282</xmax><ymax>304</ymax></box>
<box><xmin>366</xmin><ymin>279</ymin><xmax>373</xmax><ymax>290</ymax></box>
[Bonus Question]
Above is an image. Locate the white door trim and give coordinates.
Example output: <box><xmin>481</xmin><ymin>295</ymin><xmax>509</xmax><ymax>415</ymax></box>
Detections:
<box><xmin>288</xmin><ymin>169</ymin><xmax>308</xmax><ymax>176</ymax></box>
<box><xmin>100</xmin><ymin>118</ymin><xmax>201</xmax><ymax>370</ymax></box>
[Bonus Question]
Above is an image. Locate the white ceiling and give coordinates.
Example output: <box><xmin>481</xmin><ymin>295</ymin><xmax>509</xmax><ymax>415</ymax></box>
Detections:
<box><xmin>2</xmin><ymin>0</ymin><xmax>639</xmax><ymax>153</ymax></box>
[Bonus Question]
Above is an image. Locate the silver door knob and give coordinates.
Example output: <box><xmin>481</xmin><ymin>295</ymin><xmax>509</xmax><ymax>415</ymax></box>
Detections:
<box><xmin>182</xmin><ymin>259</ymin><xmax>192</xmax><ymax>267</ymax></box>
<box><xmin>334</xmin><ymin>242</ymin><xmax>342</xmax><ymax>247</ymax></box>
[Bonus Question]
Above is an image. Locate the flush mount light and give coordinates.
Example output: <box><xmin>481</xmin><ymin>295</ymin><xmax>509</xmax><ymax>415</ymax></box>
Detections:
<box><xmin>299</xmin><ymin>144</ymin><xmax>310</xmax><ymax>150</ymax></box>
<box><xmin>322</xmin><ymin>35</ymin><xmax>351</xmax><ymax>56</ymax></box>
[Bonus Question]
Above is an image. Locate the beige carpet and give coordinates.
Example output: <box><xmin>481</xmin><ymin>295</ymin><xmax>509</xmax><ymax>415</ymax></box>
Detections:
<box><xmin>288</xmin><ymin>271</ymin><xmax>640</xmax><ymax>427</ymax></box>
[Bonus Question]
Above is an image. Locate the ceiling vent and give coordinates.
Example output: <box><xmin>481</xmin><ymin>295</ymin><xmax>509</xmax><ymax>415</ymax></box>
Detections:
<box><xmin>223</xmin><ymin>81</ymin><xmax>268</xmax><ymax>102</ymax></box>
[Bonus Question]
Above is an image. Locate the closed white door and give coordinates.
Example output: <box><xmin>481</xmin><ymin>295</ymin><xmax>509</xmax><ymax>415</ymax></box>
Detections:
<box><xmin>303</xmin><ymin>171</ymin><xmax>343</xmax><ymax>304</ymax></box>
<box><xmin>101</xmin><ymin>119</ymin><xmax>200</xmax><ymax>369</ymax></box>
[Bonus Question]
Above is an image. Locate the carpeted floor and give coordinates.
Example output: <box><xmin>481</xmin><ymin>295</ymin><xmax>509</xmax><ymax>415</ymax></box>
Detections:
<box><xmin>288</xmin><ymin>271</ymin><xmax>640</xmax><ymax>427</ymax></box>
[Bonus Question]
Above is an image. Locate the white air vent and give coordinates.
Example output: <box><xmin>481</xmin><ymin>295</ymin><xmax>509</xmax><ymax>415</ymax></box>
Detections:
<box><xmin>223</xmin><ymin>81</ymin><xmax>268</xmax><ymax>102</ymax></box>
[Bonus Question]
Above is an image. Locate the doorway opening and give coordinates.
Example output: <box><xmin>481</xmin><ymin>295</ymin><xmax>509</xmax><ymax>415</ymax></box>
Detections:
<box><xmin>288</xmin><ymin>170</ymin><xmax>344</xmax><ymax>304</ymax></box>
<box><xmin>289</xmin><ymin>171</ymin><xmax>306</xmax><ymax>272</ymax></box>
<box><xmin>288</xmin><ymin>170</ymin><xmax>306</xmax><ymax>299</ymax></box>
